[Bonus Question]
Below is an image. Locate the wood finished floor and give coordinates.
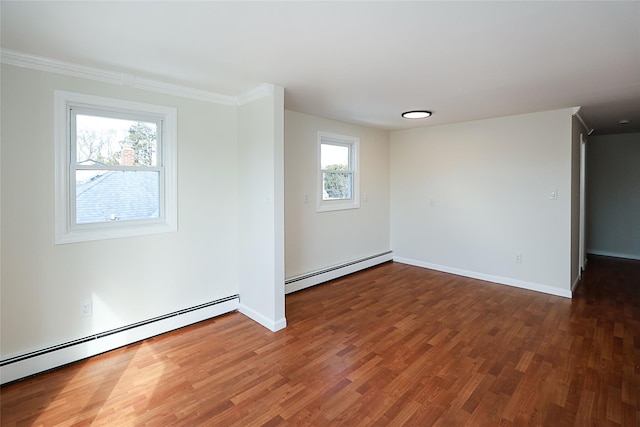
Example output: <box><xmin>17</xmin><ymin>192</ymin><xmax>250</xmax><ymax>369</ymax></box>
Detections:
<box><xmin>2</xmin><ymin>256</ymin><xmax>639</xmax><ymax>426</ymax></box>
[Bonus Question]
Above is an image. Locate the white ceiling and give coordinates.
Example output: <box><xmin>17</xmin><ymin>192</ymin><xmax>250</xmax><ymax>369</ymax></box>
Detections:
<box><xmin>2</xmin><ymin>1</ymin><xmax>639</xmax><ymax>134</ymax></box>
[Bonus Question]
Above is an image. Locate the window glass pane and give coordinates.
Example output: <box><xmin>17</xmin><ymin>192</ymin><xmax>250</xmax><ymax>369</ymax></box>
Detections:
<box><xmin>76</xmin><ymin>170</ymin><xmax>160</xmax><ymax>224</ymax></box>
<box><xmin>76</xmin><ymin>115</ymin><xmax>158</xmax><ymax>166</ymax></box>
<box><xmin>322</xmin><ymin>172</ymin><xmax>353</xmax><ymax>200</ymax></box>
<box><xmin>321</xmin><ymin>143</ymin><xmax>349</xmax><ymax>169</ymax></box>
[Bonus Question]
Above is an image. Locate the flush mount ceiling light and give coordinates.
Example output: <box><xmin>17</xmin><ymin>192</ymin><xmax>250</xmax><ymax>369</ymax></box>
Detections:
<box><xmin>402</xmin><ymin>110</ymin><xmax>432</xmax><ymax>119</ymax></box>
<box><xmin>619</xmin><ymin>119</ymin><xmax>630</xmax><ymax>125</ymax></box>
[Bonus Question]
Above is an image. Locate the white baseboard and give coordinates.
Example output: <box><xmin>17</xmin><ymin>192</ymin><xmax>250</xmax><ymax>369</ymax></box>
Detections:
<box><xmin>285</xmin><ymin>251</ymin><xmax>393</xmax><ymax>294</ymax></box>
<box><xmin>1</xmin><ymin>296</ymin><xmax>239</xmax><ymax>385</ymax></box>
<box><xmin>572</xmin><ymin>275</ymin><xmax>581</xmax><ymax>293</ymax></box>
<box><xmin>238</xmin><ymin>304</ymin><xmax>287</xmax><ymax>332</ymax></box>
<box><xmin>587</xmin><ymin>250</ymin><xmax>640</xmax><ymax>261</ymax></box>
<box><xmin>394</xmin><ymin>257</ymin><xmax>572</xmax><ymax>299</ymax></box>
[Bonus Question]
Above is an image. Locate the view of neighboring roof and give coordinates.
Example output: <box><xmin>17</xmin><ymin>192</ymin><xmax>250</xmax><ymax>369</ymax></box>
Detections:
<box><xmin>76</xmin><ymin>170</ymin><xmax>159</xmax><ymax>224</ymax></box>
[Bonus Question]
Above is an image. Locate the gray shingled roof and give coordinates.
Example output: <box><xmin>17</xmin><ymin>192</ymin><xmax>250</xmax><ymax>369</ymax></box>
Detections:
<box><xmin>76</xmin><ymin>171</ymin><xmax>159</xmax><ymax>224</ymax></box>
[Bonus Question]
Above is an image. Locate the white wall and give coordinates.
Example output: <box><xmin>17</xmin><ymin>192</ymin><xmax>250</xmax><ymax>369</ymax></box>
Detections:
<box><xmin>284</xmin><ymin>110</ymin><xmax>391</xmax><ymax>278</ymax></box>
<box><xmin>586</xmin><ymin>132</ymin><xmax>640</xmax><ymax>260</ymax></box>
<box><xmin>1</xmin><ymin>64</ymin><xmax>240</xmax><ymax>358</ymax></box>
<box><xmin>390</xmin><ymin>109</ymin><xmax>574</xmax><ymax>296</ymax></box>
<box><xmin>237</xmin><ymin>86</ymin><xmax>286</xmax><ymax>331</ymax></box>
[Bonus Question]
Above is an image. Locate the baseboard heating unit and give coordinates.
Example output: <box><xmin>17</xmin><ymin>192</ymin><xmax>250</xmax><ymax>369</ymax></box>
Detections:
<box><xmin>285</xmin><ymin>251</ymin><xmax>393</xmax><ymax>294</ymax></box>
<box><xmin>0</xmin><ymin>295</ymin><xmax>239</xmax><ymax>385</ymax></box>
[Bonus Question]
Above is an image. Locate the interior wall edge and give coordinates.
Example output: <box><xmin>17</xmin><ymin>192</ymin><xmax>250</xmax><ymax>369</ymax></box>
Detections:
<box><xmin>238</xmin><ymin>305</ymin><xmax>287</xmax><ymax>332</ymax></box>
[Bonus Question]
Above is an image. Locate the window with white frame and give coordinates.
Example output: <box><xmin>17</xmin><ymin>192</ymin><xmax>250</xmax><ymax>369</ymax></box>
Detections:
<box><xmin>55</xmin><ymin>91</ymin><xmax>177</xmax><ymax>244</ymax></box>
<box><xmin>317</xmin><ymin>131</ymin><xmax>359</xmax><ymax>212</ymax></box>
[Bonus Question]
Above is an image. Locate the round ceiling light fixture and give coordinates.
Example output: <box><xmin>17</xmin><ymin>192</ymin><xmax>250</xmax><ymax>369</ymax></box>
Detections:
<box><xmin>618</xmin><ymin>119</ymin><xmax>630</xmax><ymax>125</ymax></box>
<box><xmin>402</xmin><ymin>110</ymin><xmax>432</xmax><ymax>119</ymax></box>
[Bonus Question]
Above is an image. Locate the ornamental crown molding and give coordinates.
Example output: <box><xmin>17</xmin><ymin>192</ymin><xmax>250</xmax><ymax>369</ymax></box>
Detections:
<box><xmin>572</xmin><ymin>106</ymin><xmax>594</xmax><ymax>135</ymax></box>
<box><xmin>1</xmin><ymin>49</ymin><xmax>272</xmax><ymax>106</ymax></box>
<box><xmin>236</xmin><ymin>84</ymin><xmax>274</xmax><ymax>106</ymax></box>
<box><xmin>1</xmin><ymin>49</ymin><xmax>124</xmax><ymax>85</ymax></box>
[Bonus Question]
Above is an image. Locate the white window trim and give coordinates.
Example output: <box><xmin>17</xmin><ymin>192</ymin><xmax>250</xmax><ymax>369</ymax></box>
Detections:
<box><xmin>317</xmin><ymin>131</ymin><xmax>360</xmax><ymax>212</ymax></box>
<box><xmin>54</xmin><ymin>90</ymin><xmax>177</xmax><ymax>244</ymax></box>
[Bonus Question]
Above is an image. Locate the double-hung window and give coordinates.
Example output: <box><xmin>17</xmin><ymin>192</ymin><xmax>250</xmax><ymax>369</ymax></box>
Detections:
<box><xmin>55</xmin><ymin>91</ymin><xmax>177</xmax><ymax>244</ymax></box>
<box><xmin>317</xmin><ymin>131</ymin><xmax>359</xmax><ymax>212</ymax></box>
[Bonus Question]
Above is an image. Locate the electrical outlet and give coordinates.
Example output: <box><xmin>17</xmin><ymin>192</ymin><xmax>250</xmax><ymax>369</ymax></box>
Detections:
<box><xmin>515</xmin><ymin>253</ymin><xmax>522</xmax><ymax>263</ymax></box>
<box><xmin>80</xmin><ymin>299</ymin><xmax>92</xmax><ymax>317</ymax></box>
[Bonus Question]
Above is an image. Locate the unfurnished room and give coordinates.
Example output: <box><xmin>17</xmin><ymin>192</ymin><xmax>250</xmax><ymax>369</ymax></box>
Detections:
<box><xmin>1</xmin><ymin>1</ymin><xmax>639</xmax><ymax>425</ymax></box>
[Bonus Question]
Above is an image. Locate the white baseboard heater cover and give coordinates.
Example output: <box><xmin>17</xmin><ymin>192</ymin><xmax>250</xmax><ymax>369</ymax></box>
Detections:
<box><xmin>285</xmin><ymin>251</ymin><xmax>393</xmax><ymax>294</ymax></box>
<box><xmin>0</xmin><ymin>295</ymin><xmax>239</xmax><ymax>385</ymax></box>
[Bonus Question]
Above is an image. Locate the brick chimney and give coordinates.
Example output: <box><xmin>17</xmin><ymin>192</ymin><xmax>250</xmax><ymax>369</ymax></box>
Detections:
<box><xmin>120</xmin><ymin>145</ymin><xmax>135</xmax><ymax>166</ymax></box>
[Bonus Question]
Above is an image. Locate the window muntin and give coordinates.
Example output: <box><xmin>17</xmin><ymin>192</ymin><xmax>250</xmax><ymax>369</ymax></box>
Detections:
<box><xmin>55</xmin><ymin>91</ymin><xmax>177</xmax><ymax>244</ymax></box>
<box><xmin>317</xmin><ymin>132</ymin><xmax>359</xmax><ymax>212</ymax></box>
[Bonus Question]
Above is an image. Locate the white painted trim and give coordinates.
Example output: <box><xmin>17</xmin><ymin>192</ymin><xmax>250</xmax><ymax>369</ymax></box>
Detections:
<box><xmin>236</xmin><ymin>83</ymin><xmax>274</xmax><ymax>105</ymax></box>
<box><xmin>572</xmin><ymin>275</ymin><xmax>581</xmax><ymax>293</ymax></box>
<box><xmin>285</xmin><ymin>251</ymin><xmax>393</xmax><ymax>294</ymax></box>
<box><xmin>587</xmin><ymin>250</ymin><xmax>640</xmax><ymax>261</ymax></box>
<box><xmin>54</xmin><ymin>90</ymin><xmax>178</xmax><ymax>244</ymax></box>
<box><xmin>131</xmin><ymin>76</ymin><xmax>235</xmax><ymax>105</ymax></box>
<box><xmin>579</xmin><ymin>134</ymin><xmax>587</xmax><ymax>274</ymax></box>
<box><xmin>0</xmin><ymin>48</ymin><xmax>269</xmax><ymax>105</ymax></box>
<box><xmin>1</xmin><ymin>49</ymin><xmax>124</xmax><ymax>85</ymax></box>
<box><xmin>1</xmin><ymin>298</ymin><xmax>239</xmax><ymax>385</ymax></box>
<box><xmin>316</xmin><ymin>131</ymin><xmax>360</xmax><ymax>212</ymax></box>
<box><xmin>393</xmin><ymin>256</ymin><xmax>572</xmax><ymax>299</ymax></box>
<box><xmin>572</xmin><ymin>107</ymin><xmax>594</xmax><ymax>135</ymax></box>
<box><xmin>238</xmin><ymin>304</ymin><xmax>287</xmax><ymax>332</ymax></box>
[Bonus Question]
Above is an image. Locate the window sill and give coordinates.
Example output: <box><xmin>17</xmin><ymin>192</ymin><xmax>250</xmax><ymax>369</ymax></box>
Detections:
<box><xmin>316</xmin><ymin>199</ymin><xmax>360</xmax><ymax>213</ymax></box>
<box><xmin>55</xmin><ymin>221</ymin><xmax>177</xmax><ymax>244</ymax></box>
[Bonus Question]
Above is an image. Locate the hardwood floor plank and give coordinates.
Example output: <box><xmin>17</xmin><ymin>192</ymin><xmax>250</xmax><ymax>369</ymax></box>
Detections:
<box><xmin>2</xmin><ymin>256</ymin><xmax>639</xmax><ymax>425</ymax></box>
